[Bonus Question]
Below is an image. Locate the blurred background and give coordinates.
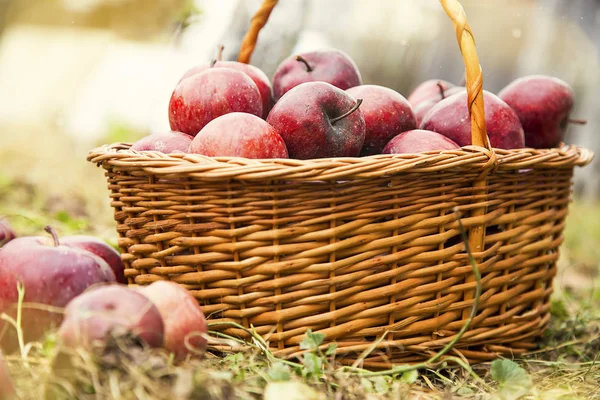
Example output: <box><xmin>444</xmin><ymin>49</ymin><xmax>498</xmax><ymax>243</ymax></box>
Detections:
<box><xmin>0</xmin><ymin>0</ymin><xmax>598</xmax><ymax>235</ymax></box>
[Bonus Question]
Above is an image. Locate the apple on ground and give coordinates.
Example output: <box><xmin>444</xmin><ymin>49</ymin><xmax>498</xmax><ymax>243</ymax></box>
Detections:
<box><xmin>0</xmin><ymin>351</ymin><xmax>16</xmax><ymax>400</ymax></box>
<box><xmin>0</xmin><ymin>219</ymin><xmax>15</xmax><ymax>247</ymax></box>
<box><xmin>58</xmin><ymin>284</ymin><xmax>164</xmax><ymax>351</ymax></box>
<box><xmin>407</xmin><ymin>79</ymin><xmax>456</xmax><ymax>107</ymax></box>
<box><xmin>169</xmin><ymin>68</ymin><xmax>262</xmax><ymax>137</ymax></box>
<box><xmin>413</xmin><ymin>86</ymin><xmax>464</xmax><ymax>126</ymax></box>
<box><xmin>138</xmin><ymin>281</ymin><xmax>208</xmax><ymax>361</ymax></box>
<box><xmin>130</xmin><ymin>131</ymin><xmax>193</xmax><ymax>154</ymax></box>
<box><xmin>181</xmin><ymin>61</ymin><xmax>273</xmax><ymax>118</ymax></box>
<box><xmin>383</xmin><ymin>130</ymin><xmax>460</xmax><ymax>154</ymax></box>
<box><xmin>498</xmin><ymin>75</ymin><xmax>577</xmax><ymax>148</ymax></box>
<box><xmin>267</xmin><ymin>82</ymin><xmax>366</xmax><ymax>159</ymax></box>
<box><xmin>189</xmin><ymin>113</ymin><xmax>288</xmax><ymax>159</ymax></box>
<box><xmin>0</xmin><ymin>227</ymin><xmax>116</xmax><ymax>353</ymax></box>
<box><xmin>272</xmin><ymin>49</ymin><xmax>362</xmax><ymax>101</ymax></box>
<box><xmin>61</xmin><ymin>235</ymin><xmax>127</xmax><ymax>284</ymax></box>
<box><xmin>420</xmin><ymin>89</ymin><xmax>525</xmax><ymax>149</ymax></box>
<box><xmin>345</xmin><ymin>85</ymin><xmax>416</xmax><ymax>155</ymax></box>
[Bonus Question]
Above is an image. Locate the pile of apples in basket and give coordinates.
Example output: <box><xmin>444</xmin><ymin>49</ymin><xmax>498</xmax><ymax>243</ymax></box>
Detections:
<box><xmin>133</xmin><ymin>47</ymin><xmax>583</xmax><ymax>159</ymax></box>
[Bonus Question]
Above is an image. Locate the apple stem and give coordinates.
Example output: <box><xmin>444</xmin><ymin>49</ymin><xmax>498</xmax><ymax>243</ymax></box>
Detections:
<box><xmin>568</xmin><ymin>118</ymin><xmax>587</xmax><ymax>125</ymax></box>
<box><xmin>437</xmin><ymin>81</ymin><xmax>446</xmax><ymax>100</ymax></box>
<box><xmin>210</xmin><ymin>59</ymin><xmax>217</xmax><ymax>68</ymax></box>
<box><xmin>294</xmin><ymin>55</ymin><xmax>313</xmax><ymax>72</ymax></box>
<box><xmin>44</xmin><ymin>225</ymin><xmax>60</xmax><ymax>247</ymax></box>
<box><xmin>331</xmin><ymin>99</ymin><xmax>363</xmax><ymax>125</ymax></box>
<box><xmin>217</xmin><ymin>44</ymin><xmax>224</xmax><ymax>61</ymax></box>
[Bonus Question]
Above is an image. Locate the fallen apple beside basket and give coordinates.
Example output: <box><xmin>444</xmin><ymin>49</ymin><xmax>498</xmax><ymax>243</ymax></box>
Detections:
<box><xmin>87</xmin><ymin>0</ymin><xmax>593</xmax><ymax>368</ymax></box>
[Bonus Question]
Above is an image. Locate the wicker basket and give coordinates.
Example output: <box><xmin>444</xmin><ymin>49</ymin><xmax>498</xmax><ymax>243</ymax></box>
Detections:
<box><xmin>87</xmin><ymin>0</ymin><xmax>593</xmax><ymax>368</ymax></box>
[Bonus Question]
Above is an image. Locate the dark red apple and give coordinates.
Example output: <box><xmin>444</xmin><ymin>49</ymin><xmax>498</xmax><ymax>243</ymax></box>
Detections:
<box><xmin>407</xmin><ymin>79</ymin><xmax>455</xmax><ymax>107</ymax></box>
<box><xmin>0</xmin><ymin>351</ymin><xmax>15</xmax><ymax>399</ymax></box>
<box><xmin>267</xmin><ymin>82</ymin><xmax>366</xmax><ymax>159</ymax></box>
<box><xmin>58</xmin><ymin>284</ymin><xmax>164</xmax><ymax>350</ymax></box>
<box><xmin>272</xmin><ymin>49</ymin><xmax>362</xmax><ymax>101</ymax></box>
<box><xmin>61</xmin><ymin>235</ymin><xmax>127</xmax><ymax>284</ymax></box>
<box><xmin>420</xmin><ymin>89</ymin><xmax>525</xmax><ymax>149</ymax></box>
<box><xmin>181</xmin><ymin>62</ymin><xmax>273</xmax><ymax>118</ymax></box>
<box><xmin>382</xmin><ymin>129</ymin><xmax>460</xmax><ymax>154</ymax></box>
<box><xmin>189</xmin><ymin>113</ymin><xmax>288</xmax><ymax>159</ymax></box>
<box><xmin>0</xmin><ymin>227</ymin><xmax>116</xmax><ymax>353</ymax></box>
<box><xmin>345</xmin><ymin>85</ymin><xmax>416</xmax><ymax>156</ymax></box>
<box><xmin>498</xmin><ymin>75</ymin><xmax>575</xmax><ymax>148</ymax></box>
<box><xmin>413</xmin><ymin>86</ymin><xmax>464</xmax><ymax>126</ymax></box>
<box><xmin>0</xmin><ymin>219</ymin><xmax>15</xmax><ymax>248</ymax></box>
<box><xmin>139</xmin><ymin>281</ymin><xmax>207</xmax><ymax>361</ymax></box>
<box><xmin>130</xmin><ymin>131</ymin><xmax>193</xmax><ymax>154</ymax></box>
<box><xmin>168</xmin><ymin>68</ymin><xmax>262</xmax><ymax>136</ymax></box>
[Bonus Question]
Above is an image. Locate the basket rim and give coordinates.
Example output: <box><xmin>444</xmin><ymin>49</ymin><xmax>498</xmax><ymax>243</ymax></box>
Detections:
<box><xmin>87</xmin><ymin>142</ymin><xmax>593</xmax><ymax>182</ymax></box>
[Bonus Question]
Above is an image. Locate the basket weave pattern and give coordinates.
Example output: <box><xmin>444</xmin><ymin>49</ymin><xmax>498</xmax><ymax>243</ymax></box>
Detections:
<box><xmin>88</xmin><ymin>145</ymin><xmax>590</xmax><ymax>366</ymax></box>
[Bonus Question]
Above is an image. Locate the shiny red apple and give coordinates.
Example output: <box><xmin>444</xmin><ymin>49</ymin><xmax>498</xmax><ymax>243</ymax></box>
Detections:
<box><xmin>58</xmin><ymin>284</ymin><xmax>164</xmax><ymax>351</ymax></box>
<box><xmin>420</xmin><ymin>89</ymin><xmax>525</xmax><ymax>149</ymax></box>
<box><xmin>383</xmin><ymin>129</ymin><xmax>460</xmax><ymax>154</ymax></box>
<box><xmin>181</xmin><ymin>61</ymin><xmax>273</xmax><ymax>118</ymax></box>
<box><xmin>413</xmin><ymin>86</ymin><xmax>464</xmax><ymax>126</ymax></box>
<box><xmin>272</xmin><ymin>49</ymin><xmax>362</xmax><ymax>101</ymax></box>
<box><xmin>130</xmin><ymin>131</ymin><xmax>193</xmax><ymax>154</ymax></box>
<box><xmin>189</xmin><ymin>113</ymin><xmax>288</xmax><ymax>159</ymax></box>
<box><xmin>407</xmin><ymin>79</ymin><xmax>456</xmax><ymax>107</ymax></box>
<box><xmin>498</xmin><ymin>75</ymin><xmax>575</xmax><ymax>148</ymax></box>
<box><xmin>267</xmin><ymin>82</ymin><xmax>366</xmax><ymax>159</ymax></box>
<box><xmin>139</xmin><ymin>281</ymin><xmax>207</xmax><ymax>361</ymax></box>
<box><xmin>168</xmin><ymin>68</ymin><xmax>262</xmax><ymax>136</ymax></box>
<box><xmin>345</xmin><ymin>85</ymin><xmax>416</xmax><ymax>156</ymax></box>
<box><xmin>0</xmin><ymin>227</ymin><xmax>116</xmax><ymax>353</ymax></box>
<box><xmin>61</xmin><ymin>235</ymin><xmax>127</xmax><ymax>284</ymax></box>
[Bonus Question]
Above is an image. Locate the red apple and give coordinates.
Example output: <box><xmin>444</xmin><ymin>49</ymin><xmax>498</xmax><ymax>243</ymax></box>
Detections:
<box><xmin>382</xmin><ymin>129</ymin><xmax>460</xmax><ymax>154</ymax></box>
<box><xmin>189</xmin><ymin>113</ymin><xmax>288</xmax><ymax>159</ymax></box>
<box><xmin>61</xmin><ymin>235</ymin><xmax>127</xmax><ymax>284</ymax></box>
<box><xmin>179</xmin><ymin>65</ymin><xmax>209</xmax><ymax>82</ymax></box>
<box><xmin>267</xmin><ymin>82</ymin><xmax>366</xmax><ymax>159</ymax></box>
<box><xmin>0</xmin><ymin>351</ymin><xmax>15</xmax><ymax>400</ymax></box>
<box><xmin>0</xmin><ymin>219</ymin><xmax>15</xmax><ymax>248</ymax></box>
<box><xmin>168</xmin><ymin>68</ymin><xmax>262</xmax><ymax>136</ymax></box>
<box><xmin>139</xmin><ymin>281</ymin><xmax>207</xmax><ymax>361</ymax></box>
<box><xmin>420</xmin><ymin>89</ymin><xmax>525</xmax><ymax>149</ymax></box>
<box><xmin>407</xmin><ymin>79</ymin><xmax>456</xmax><ymax>107</ymax></box>
<box><xmin>0</xmin><ymin>227</ymin><xmax>116</xmax><ymax>353</ymax></box>
<box><xmin>413</xmin><ymin>86</ymin><xmax>464</xmax><ymax>126</ymax></box>
<box><xmin>498</xmin><ymin>75</ymin><xmax>575</xmax><ymax>148</ymax></box>
<box><xmin>272</xmin><ymin>49</ymin><xmax>362</xmax><ymax>101</ymax></box>
<box><xmin>345</xmin><ymin>85</ymin><xmax>416</xmax><ymax>156</ymax></box>
<box><xmin>58</xmin><ymin>284</ymin><xmax>164</xmax><ymax>350</ymax></box>
<box><xmin>181</xmin><ymin>62</ymin><xmax>273</xmax><ymax>118</ymax></box>
<box><xmin>130</xmin><ymin>131</ymin><xmax>193</xmax><ymax>154</ymax></box>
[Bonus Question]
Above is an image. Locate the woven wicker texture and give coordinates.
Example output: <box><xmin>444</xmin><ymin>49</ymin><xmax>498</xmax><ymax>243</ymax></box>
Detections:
<box><xmin>87</xmin><ymin>0</ymin><xmax>594</xmax><ymax>367</ymax></box>
<box><xmin>88</xmin><ymin>145</ymin><xmax>591</xmax><ymax>367</ymax></box>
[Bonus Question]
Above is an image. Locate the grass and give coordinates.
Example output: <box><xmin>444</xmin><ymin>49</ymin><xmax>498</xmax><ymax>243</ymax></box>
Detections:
<box><xmin>0</xmin><ymin>123</ymin><xmax>599</xmax><ymax>399</ymax></box>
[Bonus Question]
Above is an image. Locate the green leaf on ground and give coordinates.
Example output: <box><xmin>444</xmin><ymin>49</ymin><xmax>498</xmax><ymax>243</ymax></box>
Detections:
<box><xmin>300</xmin><ymin>329</ymin><xmax>325</xmax><ymax>351</ymax></box>
<box><xmin>268</xmin><ymin>362</ymin><xmax>291</xmax><ymax>382</ymax></box>
<box><xmin>400</xmin><ymin>369</ymin><xmax>419</xmax><ymax>384</ymax></box>
<box><xmin>491</xmin><ymin>359</ymin><xmax>532</xmax><ymax>400</ymax></box>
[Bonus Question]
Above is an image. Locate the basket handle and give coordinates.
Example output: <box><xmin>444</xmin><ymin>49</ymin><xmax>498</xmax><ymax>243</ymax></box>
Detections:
<box><xmin>238</xmin><ymin>0</ymin><xmax>492</xmax><ymax>151</ymax></box>
<box><xmin>237</xmin><ymin>0</ymin><xmax>279</xmax><ymax>64</ymax></box>
<box><xmin>439</xmin><ymin>0</ymin><xmax>490</xmax><ymax>150</ymax></box>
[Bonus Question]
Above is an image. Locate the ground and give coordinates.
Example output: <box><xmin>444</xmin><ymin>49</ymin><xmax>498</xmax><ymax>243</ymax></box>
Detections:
<box><xmin>0</xmin><ymin>124</ymin><xmax>598</xmax><ymax>399</ymax></box>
